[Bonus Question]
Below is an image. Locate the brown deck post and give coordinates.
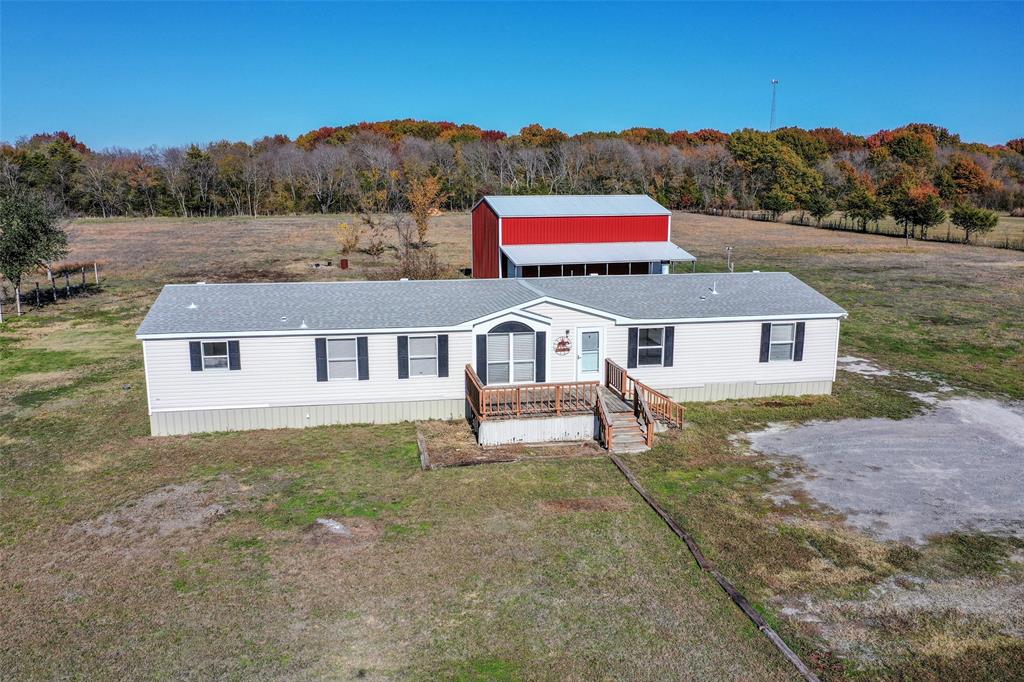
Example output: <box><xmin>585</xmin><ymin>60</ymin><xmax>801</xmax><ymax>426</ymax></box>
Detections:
<box><xmin>555</xmin><ymin>385</ymin><xmax>562</xmax><ymax>414</ymax></box>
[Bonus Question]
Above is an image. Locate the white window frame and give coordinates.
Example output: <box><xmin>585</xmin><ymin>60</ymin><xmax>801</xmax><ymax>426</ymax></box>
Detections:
<box><xmin>408</xmin><ymin>335</ymin><xmax>439</xmax><ymax>378</ymax></box>
<box><xmin>486</xmin><ymin>332</ymin><xmax>536</xmax><ymax>385</ymax></box>
<box><xmin>327</xmin><ymin>337</ymin><xmax>359</xmax><ymax>381</ymax></box>
<box><xmin>768</xmin><ymin>323</ymin><xmax>796</xmax><ymax>362</ymax></box>
<box><xmin>201</xmin><ymin>341</ymin><xmax>230</xmax><ymax>371</ymax></box>
<box><xmin>636</xmin><ymin>327</ymin><xmax>664</xmax><ymax>367</ymax></box>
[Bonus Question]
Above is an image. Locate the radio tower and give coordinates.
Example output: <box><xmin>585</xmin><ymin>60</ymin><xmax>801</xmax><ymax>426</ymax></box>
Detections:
<box><xmin>769</xmin><ymin>79</ymin><xmax>779</xmax><ymax>131</ymax></box>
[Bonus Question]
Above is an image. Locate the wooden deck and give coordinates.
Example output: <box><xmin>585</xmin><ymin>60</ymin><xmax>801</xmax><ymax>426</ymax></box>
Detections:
<box><xmin>465</xmin><ymin>365</ymin><xmax>599</xmax><ymax>421</ymax></box>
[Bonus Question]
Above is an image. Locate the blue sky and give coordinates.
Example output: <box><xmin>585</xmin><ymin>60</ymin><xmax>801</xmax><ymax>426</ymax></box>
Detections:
<box><xmin>2</xmin><ymin>1</ymin><xmax>1021</xmax><ymax>149</ymax></box>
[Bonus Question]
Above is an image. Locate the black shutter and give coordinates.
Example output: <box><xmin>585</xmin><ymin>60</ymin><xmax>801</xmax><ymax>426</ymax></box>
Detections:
<box><xmin>437</xmin><ymin>334</ymin><xmax>449</xmax><ymax>378</ymax></box>
<box><xmin>759</xmin><ymin>323</ymin><xmax>771</xmax><ymax>363</ymax></box>
<box><xmin>315</xmin><ymin>338</ymin><xmax>328</xmax><ymax>381</ymax></box>
<box><xmin>227</xmin><ymin>340</ymin><xmax>240</xmax><ymax>370</ymax></box>
<box><xmin>189</xmin><ymin>341</ymin><xmax>203</xmax><ymax>371</ymax></box>
<box><xmin>794</xmin><ymin>322</ymin><xmax>806</xmax><ymax>362</ymax></box>
<box><xmin>535</xmin><ymin>331</ymin><xmax>546</xmax><ymax>382</ymax></box>
<box><xmin>627</xmin><ymin>328</ymin><xmax>639</xmax><ymax>369</ymax></box>
<box><xmin>663</xmin><ymin>327</ymin><xmax>674</xmax><ymax>367</ymax></box>
<box><xmin>357</xmin><ymin>336</ymin><xmax>369</xmax><ymax>380</ymax></box>
<box><xmin>397</xmin><ymin>336</ymin><xmax>409</xmax><ymax>379</ymax></box>
<box><xmin>476</xmin><ymin>334</ymin><xmax>487</xmax><ymax>385</ymax></box>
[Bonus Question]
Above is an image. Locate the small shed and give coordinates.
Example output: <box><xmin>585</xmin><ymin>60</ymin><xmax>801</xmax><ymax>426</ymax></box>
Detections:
<box><xmin>471</xmin><ymin>195</ymin><xmax>695</xmax><ymax>279</ymax></box>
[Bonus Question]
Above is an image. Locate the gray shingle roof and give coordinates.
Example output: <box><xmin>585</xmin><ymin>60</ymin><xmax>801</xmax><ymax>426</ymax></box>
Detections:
<box><xmin>137</xmin><ymin>273</ymin><xmax>846</xmax><ymax>338</ymax></box>
<box><xmin>136</xmin><ymin>279</ymin><xmax>539</xmax><ymax>336</ymax></box>
<box><xmin>480</xmin><ymin>194</ymin><xmax>671</xmax><ymax>217</ymax></box>
<box><xmin>526</xmin><ymin>272</ymin><xmax>847</xmax><ymax>321</ymax></box>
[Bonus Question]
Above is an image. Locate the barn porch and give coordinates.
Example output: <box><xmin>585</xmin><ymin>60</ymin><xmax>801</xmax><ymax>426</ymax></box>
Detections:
<box><xmin>464</xmin><ymin>360</ymin><xmax>685</xmax><ymax>452</ymax></box>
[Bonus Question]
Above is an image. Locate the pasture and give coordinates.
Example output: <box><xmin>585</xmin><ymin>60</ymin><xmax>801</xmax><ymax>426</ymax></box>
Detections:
<box><xmin>2</xmin><ymin>211</ymin><xmax>1023</xmax><ymax>679</ymax></box>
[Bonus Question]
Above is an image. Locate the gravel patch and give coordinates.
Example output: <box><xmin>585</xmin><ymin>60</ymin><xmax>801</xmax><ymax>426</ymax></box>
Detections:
<box><xmin>749</xmin><ymin>398</ymin><xmax>1024</xmax><ymax>543</ymax></box>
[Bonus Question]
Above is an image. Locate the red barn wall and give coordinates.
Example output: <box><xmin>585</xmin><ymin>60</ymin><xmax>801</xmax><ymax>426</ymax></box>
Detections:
<box><xmin>500</xmin><ymin>215</ymin><xmax>668</xmax><ymax>245</ymax></box>
<box><xmin>471</xmin><ymin>202</ymin><xmax>500</xmax><ymax>278</ymax></box>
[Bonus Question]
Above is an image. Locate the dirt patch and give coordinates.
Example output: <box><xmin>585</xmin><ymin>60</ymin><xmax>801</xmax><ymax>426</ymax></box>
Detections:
<box><xmin>416</xmin><ymin>420</ymin><xmax>604</xmax><ymax>468</ymax></box>
<box><xmin>538</xmin><ymin>497</ymin><xmax>631</xmax><ymax>513</ymax></box>
<box><xmin>67</xmin><ymin>475</ymin><xmax>258</xmax><ymax>550</ymax></box>
<box><xmin>778</xmin><ymin>573</ymin><xmax>1024</xmax><ymax>661</ymax></box>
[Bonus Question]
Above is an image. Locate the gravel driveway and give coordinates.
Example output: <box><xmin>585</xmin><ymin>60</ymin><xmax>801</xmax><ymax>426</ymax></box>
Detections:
<box><xmin>749</xmin><ymin>396</ymin><xmax>1024</xmax><ymax>543</ymax></box>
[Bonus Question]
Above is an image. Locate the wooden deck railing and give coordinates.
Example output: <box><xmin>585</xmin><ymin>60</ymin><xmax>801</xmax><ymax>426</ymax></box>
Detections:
<box><xmin>465</xmin><ymin>365</ymin><xmax>599</xmax><ymax>420</ymax></box>
<box><xmin>596</xmin><ymin>391</ymin><xmax>614</xmax><ymax>450</ymax></box>
<box><xmin>634</xmin><ymin>385</ymin><xmax>655</xmax><ymax>447</ymax></box>
<box><xmin>605</xmin><ymin>359</ymin><xmax>685</xmax><ymax>427</ymax></box>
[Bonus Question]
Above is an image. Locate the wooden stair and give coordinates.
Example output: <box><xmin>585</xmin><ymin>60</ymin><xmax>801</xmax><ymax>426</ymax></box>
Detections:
<box><xmin>605</xmin><ymin>410</ymin><xmax>651</xmax><ymax>453</ymax></box>
<box><xmin>598</xmin><ymin>386</ymin><xmax>653</xmax><ymax>453</ymax></box>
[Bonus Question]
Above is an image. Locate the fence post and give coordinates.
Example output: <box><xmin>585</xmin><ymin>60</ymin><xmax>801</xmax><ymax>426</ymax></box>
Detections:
<box><xmin>51</xmin><ymin>278</ymin><xmax>57</xmax><ymax>302</ymax></box>
<box><xmin>35</xmin><ymin>282</ymin><xmax>41</xmax><ymax>308</ymax></box>
<box><xmin>556</xmin><ymin>385</ymin><xmax>562</xmax><ymax>415</ymax></box>
<box><xmin>64</xmin><ymin>272</ymin><xmax>70</xmax><ymax>297</ymax></box>
<box><xmin>81</xmin><ymin>266</ymin><xmax>86</xmax><ymax>287</ymax></box>
<box><xmin>15</xmin><ymin>286</ymin><xmax>22</xmax><ymax>316</ymax></box>
<box><xmin>94</xmin><ymin>262</ymin><xmax>99</xmax><ymax>284</ymax></box>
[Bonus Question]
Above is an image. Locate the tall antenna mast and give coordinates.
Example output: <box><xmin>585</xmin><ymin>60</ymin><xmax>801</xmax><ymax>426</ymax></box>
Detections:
<box><xmin>769</xmin><ymin>79</ymin><xmax>779</xmax><ymax>131</ymax></box>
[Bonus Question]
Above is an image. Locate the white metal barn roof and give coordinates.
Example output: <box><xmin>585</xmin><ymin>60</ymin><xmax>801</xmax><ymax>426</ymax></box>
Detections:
<box><xmin>479</xmin><ymin>194</ymin><xmax>672</xmax><ymax>218</ymax></box>
<box><xmin>501</xmin><ymin>242</ymin><xmax>695</xmax><ymax>266</ymax></box>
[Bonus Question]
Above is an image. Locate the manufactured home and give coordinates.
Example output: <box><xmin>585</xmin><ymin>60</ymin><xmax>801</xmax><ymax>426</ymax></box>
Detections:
<box><xmin>471</xmin><ymin>195</ymin><xmax>696</xmax><ymax>278</ymax></box>
<box><xmin>137</xmin><ymin>273</ymin><xmax>846</xmax><ymax>446</ymax></box>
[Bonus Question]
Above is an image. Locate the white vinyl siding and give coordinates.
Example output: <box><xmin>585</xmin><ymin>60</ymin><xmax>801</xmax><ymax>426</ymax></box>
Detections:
<box><xmin>327</xmin><ymin>338</ymin><xmax>358</xmax><ymax>379</ymax></box>
<box><xmin>523</xmin><ymin>301</ymin><xmax>839</xmax><ymax>390</ymax></box>
<box><xmin>145</xmin><ymin>332</ymin><xmax>470</xmax><ymax>412</ymax></box>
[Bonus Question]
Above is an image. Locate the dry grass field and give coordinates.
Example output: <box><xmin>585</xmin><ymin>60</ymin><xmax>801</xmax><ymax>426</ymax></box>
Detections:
<box><xmin>2</xmin><ymin>210</ymin><xmax>1023</xmax><ymax>679</ymax></box>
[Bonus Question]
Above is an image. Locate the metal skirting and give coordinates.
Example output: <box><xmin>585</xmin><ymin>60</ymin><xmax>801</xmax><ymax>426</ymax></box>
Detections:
<box><xmin>477</xmin><ymin>414</ymin><xmax>598</xmax><ymax>446</ymax></box>
<box><xmin>149</xmin><ymin>399</ymin><xmax>465</xmax><ymax>436</ymax></box>
<box><xmin>662</xmin><ymin>380</ymin><xmax>833</xmax><ymax>402</ymax></box>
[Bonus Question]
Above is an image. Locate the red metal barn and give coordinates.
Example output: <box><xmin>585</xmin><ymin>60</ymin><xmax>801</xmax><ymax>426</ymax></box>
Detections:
<box><xmin>470</xmin><ymin>195</ymin><xmax>694</xmax><ymax>279</ymax></box>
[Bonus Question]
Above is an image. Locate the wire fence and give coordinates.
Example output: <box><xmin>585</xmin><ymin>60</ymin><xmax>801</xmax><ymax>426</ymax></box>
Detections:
<box><xmin>0</xmin><ymin>262</ymin><xmax>102</xmax><ymax>323</ymax></box>
<box><xmin>689</xmin><ymin>209</ymin><xmax>1024</xmax><ymax>251</ymax></box>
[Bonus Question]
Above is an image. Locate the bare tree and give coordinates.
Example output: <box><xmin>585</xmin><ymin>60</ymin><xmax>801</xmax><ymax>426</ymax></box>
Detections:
<box><xmin>159</xmin><ymin>147</ymin><xmax>190</xmax><ymax>216</ymax></box>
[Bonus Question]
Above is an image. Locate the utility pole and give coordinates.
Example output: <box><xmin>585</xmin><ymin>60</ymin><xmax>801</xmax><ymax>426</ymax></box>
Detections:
<box><xmin>769</xmin><ymin>79</ymin><xmax>779</xmax><ymax>132</ymax></box>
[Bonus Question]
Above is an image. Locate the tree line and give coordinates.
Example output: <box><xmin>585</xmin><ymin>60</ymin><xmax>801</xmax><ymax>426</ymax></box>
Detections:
<box><xmin>2</xmin><ymin>120</ymin><xmax>1022</xmax><ymax>243</ymax></box>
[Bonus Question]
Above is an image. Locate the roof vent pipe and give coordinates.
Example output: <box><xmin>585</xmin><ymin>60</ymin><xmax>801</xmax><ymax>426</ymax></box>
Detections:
<box><xmin>187</xmin><ymin>302</ymin><xmax>197</xmax><ymax>309</ymax></box>
<box><xmin>711</xmin><ymin>281</ymin><xmax>719</xmax><ymax>295</ymax></box>
<box><xmin>299</xmin><ymin>319</ymin><xmax>308</xmax><ymax>329</ymax></box>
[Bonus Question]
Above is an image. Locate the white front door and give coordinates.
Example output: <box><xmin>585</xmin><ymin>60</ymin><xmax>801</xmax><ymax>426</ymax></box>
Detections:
<box><xmin>576</xmin><ymin>328</ymin><xmax>602</xmax><ymax>382</ymax></box>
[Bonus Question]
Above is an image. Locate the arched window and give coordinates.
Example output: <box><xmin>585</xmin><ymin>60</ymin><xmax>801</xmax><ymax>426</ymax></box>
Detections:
<box><xmin>486</xmin><ymin>321</ymin><xmax>535</xmax><ymax>383</ymax></box>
